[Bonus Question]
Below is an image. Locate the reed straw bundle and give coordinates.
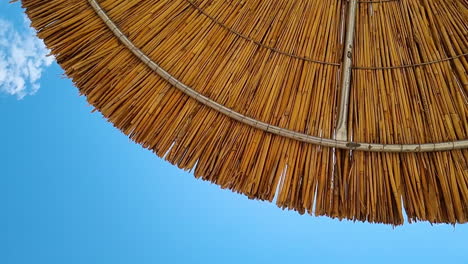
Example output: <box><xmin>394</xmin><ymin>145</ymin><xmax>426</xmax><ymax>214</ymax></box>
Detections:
<box><xmin>17</xmin><ymin>0</ymin><xmax>468</xmax><ymax>225</ymax></box>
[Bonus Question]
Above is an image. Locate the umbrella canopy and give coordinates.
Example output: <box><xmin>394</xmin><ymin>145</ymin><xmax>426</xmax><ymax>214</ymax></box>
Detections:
<box><xmin>18</xmin><ymin>0</ymin><xmax>468</xmax><ymax>225</ymax></box>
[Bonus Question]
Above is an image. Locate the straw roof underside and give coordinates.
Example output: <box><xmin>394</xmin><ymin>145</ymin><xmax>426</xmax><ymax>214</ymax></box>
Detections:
<box><xmin>18</xmin><ymin>0</ymin><xmax>468</xmax><ymax>225</ymax></box>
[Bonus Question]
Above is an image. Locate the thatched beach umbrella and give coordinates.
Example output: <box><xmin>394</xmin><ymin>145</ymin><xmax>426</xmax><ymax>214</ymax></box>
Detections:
<box><xmin>17</xmin><ymin>0</ymin><xmax>467</xmax><ymax>225</ymax></box>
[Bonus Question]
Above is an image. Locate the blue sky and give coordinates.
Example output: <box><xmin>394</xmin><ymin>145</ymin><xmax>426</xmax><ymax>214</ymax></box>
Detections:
<box><xmin>1</xmin><ymin>2</ymin><xmax>467</xmax><ymax>264</ymax></box>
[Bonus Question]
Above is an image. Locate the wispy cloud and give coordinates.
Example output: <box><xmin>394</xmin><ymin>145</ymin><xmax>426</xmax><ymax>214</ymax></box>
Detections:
<box><xmin>0</xmin><ymin>15</ymin><xmax>54</xmax><ymax>99</ymax></box>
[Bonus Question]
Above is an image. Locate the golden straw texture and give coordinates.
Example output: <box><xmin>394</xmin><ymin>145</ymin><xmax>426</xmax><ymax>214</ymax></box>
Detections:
<box><xmin>17</xmin><ymin>0</ymin><xmax>468</xmax><ymax>225</ymax></box>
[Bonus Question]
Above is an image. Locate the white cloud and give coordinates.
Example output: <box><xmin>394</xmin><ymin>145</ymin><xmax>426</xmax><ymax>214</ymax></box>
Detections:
<box><xmin>0</xmin><ymin>15</ymin><xmax>53</xmax><ymax>99</ymax></box>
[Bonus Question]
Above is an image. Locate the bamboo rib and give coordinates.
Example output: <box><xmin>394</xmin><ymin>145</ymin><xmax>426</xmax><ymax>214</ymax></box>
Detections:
<box><xmin>17</xmin><ymin>0</ymin><xmax>468</xmax><ymax>225</ymax></box>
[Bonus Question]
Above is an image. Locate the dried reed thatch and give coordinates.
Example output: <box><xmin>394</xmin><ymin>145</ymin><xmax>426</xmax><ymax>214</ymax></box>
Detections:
<box><xmin>16</xmin><ymin>0</ymin><xmax>468</xmax><ymax>225</ymax></box>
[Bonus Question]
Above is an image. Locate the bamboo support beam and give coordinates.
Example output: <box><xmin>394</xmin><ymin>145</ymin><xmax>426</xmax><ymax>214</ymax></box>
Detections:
<box><xmin>335</xmin><ymin>0</ymin><xmax>357</xmax><ymax>141</ymax></box>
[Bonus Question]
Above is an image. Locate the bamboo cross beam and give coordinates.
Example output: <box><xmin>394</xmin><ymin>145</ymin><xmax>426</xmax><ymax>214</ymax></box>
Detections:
<box><xmin>335</xmin><ymin>0</ymin><xmax>358</xmax><ymax>141</ymax></box>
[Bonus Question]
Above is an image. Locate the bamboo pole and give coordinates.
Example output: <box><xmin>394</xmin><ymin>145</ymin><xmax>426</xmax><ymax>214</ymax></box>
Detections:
<box><xmin>335</xmin><ymin>0</ymin><xmax>357</xmax><ymax>141</ymax></box>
